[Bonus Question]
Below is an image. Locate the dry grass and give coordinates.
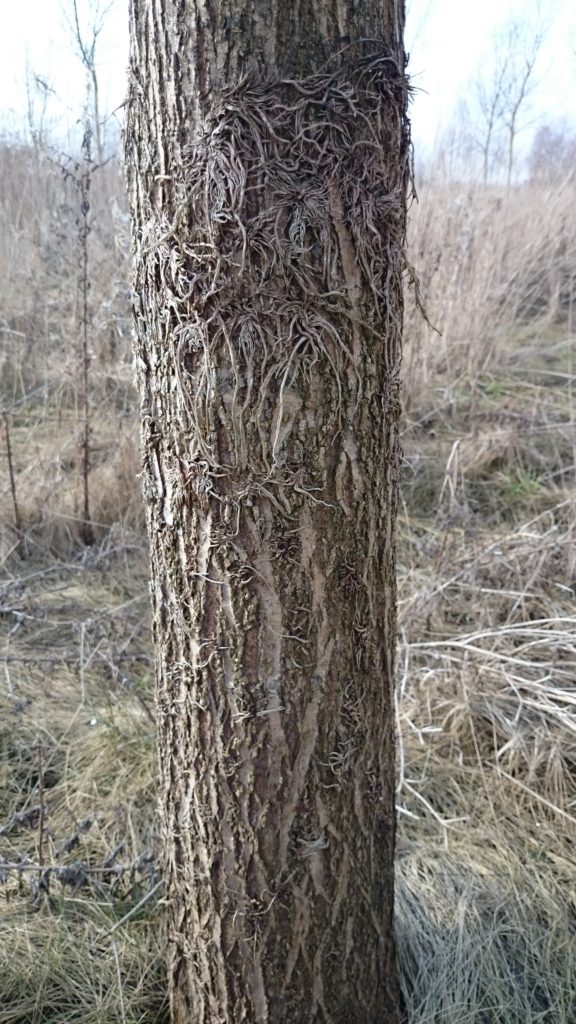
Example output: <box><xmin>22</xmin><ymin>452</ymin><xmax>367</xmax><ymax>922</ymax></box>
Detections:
<box><xmin>394</xmin><ymin>171</ymin><xmax>576</xmax><ymax>1018</ymax></box>
<box><xmin>1</xmin><ymin>139</ymin><xmax>575</xmax><ymax>1021</ymax></box>
<box><xmin>0</xmin><ymin>547</ymin><xmax>166</xmax><ymax>1024</ymax></box>
<box><xmin>404</xmin><ymin>178</ymin><xmax>576</xmax><ymax>417</ymax></box>
<box><xmin>395</xmin><ymin>500</ymin><xmax>576</xmax><ymax>1022</ymax></box>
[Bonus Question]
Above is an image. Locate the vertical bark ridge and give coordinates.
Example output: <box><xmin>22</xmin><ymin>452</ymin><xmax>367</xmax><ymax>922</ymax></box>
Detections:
<box><xmin>126</xmin><ymin>2</ymin><xmax>409</xmax><ymax>1021</ymax></box>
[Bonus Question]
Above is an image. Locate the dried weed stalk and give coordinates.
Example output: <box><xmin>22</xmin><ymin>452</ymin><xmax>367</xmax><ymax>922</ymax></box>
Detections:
<box><xmin>2</xmin><ymin>412</ymin><xmax>21</xmax><ymax>533</ymax></box>
<box><xmin>77</xmin><ymin>119</ymin><xmax>95</xmax><ymax>545</ymax></box>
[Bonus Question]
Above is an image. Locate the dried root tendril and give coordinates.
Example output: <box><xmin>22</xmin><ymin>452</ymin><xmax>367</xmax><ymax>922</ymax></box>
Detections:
<box><xmin>137</xmin><ymin>46</ymin><xmax>410</xmax><ymax>497</ymax></box>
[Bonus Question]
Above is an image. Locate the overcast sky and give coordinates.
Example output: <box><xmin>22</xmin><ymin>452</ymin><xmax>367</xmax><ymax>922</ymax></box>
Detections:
<box><xmin>408</xmin><ymin>0</ymin><xmax>576</xmax><ymax>151</ymax></box>
<box><xmin>0</xmin><ymin>0</ymin><xmax>574</xmax><ymax>152</ymax></box>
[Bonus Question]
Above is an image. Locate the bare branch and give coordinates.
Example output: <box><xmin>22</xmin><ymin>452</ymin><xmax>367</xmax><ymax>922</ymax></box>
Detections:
<box><xmin>62</xmin><ymin>0</ymin><xmax>116</xmax><ymax>161</ymax></box>
<box><xmin>462</xmin><ymin>3</ymin><xmax>548</xmax><ymax>183</ymax></box>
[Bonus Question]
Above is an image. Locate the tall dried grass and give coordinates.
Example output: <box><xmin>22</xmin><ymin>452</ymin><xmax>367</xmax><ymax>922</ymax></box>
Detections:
<box><xmin>395</xmin><ymin>166</ymin><xmax>576</xmax><ymax>1022</ymax></box>
<box><xmin>0</xmin><ymin>141</ymin><xmax>139</xmax><ymax>558</ymax></box>
<box><xmin>0</xmin><ymin>137</ymin><xmax>575</xmax><ymax>1021</ymax></box>
<box><xmin>404</xmin><ymin>175</ymin><xmax>576</xmax><ymax>416</ymax></box>
<box><xmin>395</xmin><ymin>499</ymin><xmax>576</xmax><ymax>1022</ymax></box>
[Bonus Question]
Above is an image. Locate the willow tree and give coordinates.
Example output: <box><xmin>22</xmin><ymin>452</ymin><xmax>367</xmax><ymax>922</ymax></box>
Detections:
<box><xmin>126</xmin><ymin>2</ymin><xmax>409</xmax><ymax>1020</ymax></box>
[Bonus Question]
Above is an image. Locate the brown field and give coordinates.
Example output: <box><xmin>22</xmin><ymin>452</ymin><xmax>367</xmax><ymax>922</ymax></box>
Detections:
<box><xmin>0</xmin><ymin>140</ymin><xmax>575</xmax><ymax>1022</ymax></box>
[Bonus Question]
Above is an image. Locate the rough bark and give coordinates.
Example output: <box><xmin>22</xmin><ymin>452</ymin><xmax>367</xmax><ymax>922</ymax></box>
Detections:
<box><xmin>126</xmin><ymin>2</ymin><xmax>409</xmax><ymax>1021</ymax></box>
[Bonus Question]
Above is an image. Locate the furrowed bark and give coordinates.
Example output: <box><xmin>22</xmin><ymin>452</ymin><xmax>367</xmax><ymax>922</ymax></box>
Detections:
<box><xmin>126</xmin><ymin>2</ymin><xmax>409</xmax><ymax>1021</ymax></box>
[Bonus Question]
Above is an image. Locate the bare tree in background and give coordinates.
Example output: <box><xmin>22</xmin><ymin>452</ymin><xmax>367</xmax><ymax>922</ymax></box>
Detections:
<box><xmin>499</xmin><ymin>16</ymin><xmax>546</xmax><ymax>186</ymax></box>
<box><xmin>125</xmin><ymin>0</ymin><xmax>410</xmax><ymax>1021</ymax></box>
<box><xmin>25</xmin><ymin>69</ymin><xmax>55</xmax><ymax>152</ymax></box>
<box><xmin>464</xmin><ymin>6</ymin><xmax>546</xmax><ymax>184</ymax></box>
<box><xmin>66</xmin><ymin>0</ymin><xmax>114</xmax><ymax>162</ymax></box>
<box><xmin>529</xmin><ymin>123</ymin><xmax>576</xmax><ymax>184</ymax></box>
<box><xmin>474</xmin><ymin>46</ymin><xmax>512</xmax><ymax>184</ymax></box>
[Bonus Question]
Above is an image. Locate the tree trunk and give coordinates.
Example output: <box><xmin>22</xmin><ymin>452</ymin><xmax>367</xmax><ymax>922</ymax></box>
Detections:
<box><xmin>125</xmin><ymin>2</ymin><xmax>409</xmax><ymax>1021</ymax></box>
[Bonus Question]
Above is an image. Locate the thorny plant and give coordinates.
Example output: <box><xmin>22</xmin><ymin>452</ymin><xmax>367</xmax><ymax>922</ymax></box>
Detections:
<box><xmin>47</xmin><ymin>120</ymin><xmax>104</xmax><ymax>546</ymax></box>
<box><xmin>0</xmin><ymin>835</ymin><xmax>160</xmax><ymax>908</ymax></box>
